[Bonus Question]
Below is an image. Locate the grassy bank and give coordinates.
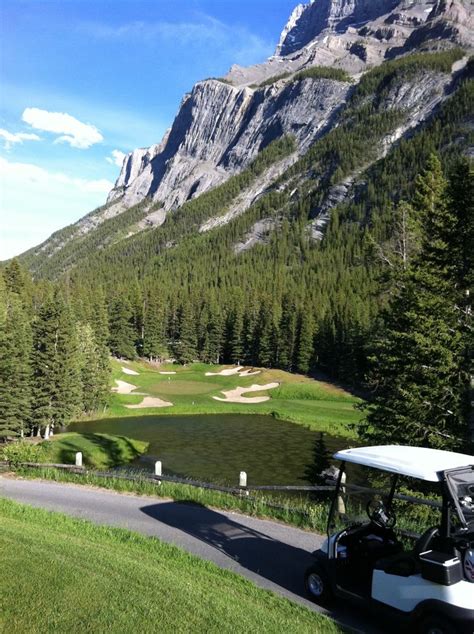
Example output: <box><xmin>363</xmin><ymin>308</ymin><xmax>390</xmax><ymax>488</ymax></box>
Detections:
<box><xmin>15</xmin><ymin>467</ymin><xmax>330</xmax><ymax>533</ymax></box>
<box><xmin>103</xmin><ymin>360</ymin><xmax>361</xmax><ymax>437</ymax></box>
<box><xmin>1</xmin><ymin>433</ymin><xmax>148</xmax><ymax>470</ymax></box>
<box><xmin>41</xmin><ymin>433</ymin><xmax>149</xmax><ymax>468</ymax></box>
<box><xmin>0</xmin><ymin>498</ymin><xmax>340</xmax><ymax>634</ymax></box>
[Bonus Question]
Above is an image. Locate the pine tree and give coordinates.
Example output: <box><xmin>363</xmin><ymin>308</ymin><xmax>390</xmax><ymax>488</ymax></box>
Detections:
<box><xmin>108</xmin><ymin>298</ymin><xmax>136</xmax><ymax>359</ymax></box>
<box><xmin>0</xmin><ymin>283</ymin><xmax>32</xmax><ymax>438</ymax></box>
<box><xmin>360</xmin><ymin>155</ymin><xmax>469</xmax><ymax>448</ymax></box>
<box><xmin>446</xmin><ymin>158</ymin><xmax>474</xmax><ymax>444</ymax></box>
<box><xmin>143</xmin><ymin>294</ymin><xmax>167</xmax><ymax>361</ymax></box>
<box><xmin>31</xmin><ymin>292</ymin><xmax>82</xmax><ymax>437</ymax></box>
<box><xmin>201</xmin><ymin>301</ymin><xmax>223</xmax><ymax>364</ymax></box>
<box><xmin>278</xmin><ymin>296</ymin><xmax>298</xmax><ymax>371</ymax></box>
<box><xmin>255</xmin><ymin>303</ymin><xmax>275</xmax><ymax>368</ymax></box>
<box><xmin>76</xmin><ymin>322</ymin><xmax>109</xmax><ymax>413</ymax></box>
<box><xmin>91</xmin><ymin>289</ymin><xmax>112</xmax><ymax>404</ymax></box>
<box><xmin>296</xmin><ymin>309</ymin><xmax>315</xmax><ymax>374</ymax></box>
<box><xmin>304</xmin><ymin>433</ymin><xmax>331</xmax><ymax>485</ymax></box>
<box><xmin>175</xmin><ymin>302</ymin><xmax>197</xmax><ymax>364</ymax></box>
<box><xmin>229</xmin><ymin>306</ymin><xmax>244</xmax><ymax>365</ymax></box>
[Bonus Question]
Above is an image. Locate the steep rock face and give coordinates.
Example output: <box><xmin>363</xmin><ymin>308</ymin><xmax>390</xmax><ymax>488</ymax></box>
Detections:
<box><xmin>275</xmin><ymin>0</ymin><xmax>399</xmax><ymax>56</ymax></box>
<box><xmin>107</xmin><ymin>0</ymin><xmax>471</xmax><ymax>217</ymax></box>
<box><xmin>108</xmin><ymin>76</ymin><xmax>351</xmax><ymax>212</ymax></box>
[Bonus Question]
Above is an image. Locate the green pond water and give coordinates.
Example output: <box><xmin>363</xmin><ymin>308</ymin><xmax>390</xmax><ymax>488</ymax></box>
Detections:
<box><xmin>68</xmin><ymin>414</ymin><xmax>354</xmax><ymax>486</ymax></box>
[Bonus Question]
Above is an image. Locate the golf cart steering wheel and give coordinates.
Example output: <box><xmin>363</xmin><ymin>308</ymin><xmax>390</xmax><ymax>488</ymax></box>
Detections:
<box><xmin>366</xmin><ymin>499</ymin><xmax>396</xmax><ymax>529</ymax></box>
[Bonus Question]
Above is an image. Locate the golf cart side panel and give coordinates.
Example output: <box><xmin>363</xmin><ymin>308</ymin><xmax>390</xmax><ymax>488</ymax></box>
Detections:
<box><xmin>372</xmin><ymin>571</ymin><xmax>474</xmax><ymax>612</ymax></box>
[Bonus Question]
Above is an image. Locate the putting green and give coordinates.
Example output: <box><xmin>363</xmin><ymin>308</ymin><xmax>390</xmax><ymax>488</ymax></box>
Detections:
<box><xmin>148</xmin><ymin>380</ymin><xmax>221</xmax><ymax>396</ymax></box>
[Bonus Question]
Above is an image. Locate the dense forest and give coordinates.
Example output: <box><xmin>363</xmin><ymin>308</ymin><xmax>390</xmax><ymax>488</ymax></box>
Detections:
<box><xmin>0</xmin><ymin>264</ymin><xmax>110</xmax><ymax>439</ymax></box>
<box><xmin>1</xmin><ymin>51</ymin><xmax>472</xmax><ymax>449</ymax></box>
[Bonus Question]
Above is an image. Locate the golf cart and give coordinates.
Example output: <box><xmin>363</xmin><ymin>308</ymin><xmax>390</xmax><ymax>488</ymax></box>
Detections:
<box><xmin>304</xmin><ymin>446</ymin><xmax>474</xmax><ymax>633</ymax></box>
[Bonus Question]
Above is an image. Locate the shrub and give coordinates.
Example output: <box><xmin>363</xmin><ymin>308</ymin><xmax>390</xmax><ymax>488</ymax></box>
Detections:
<box><xmin>1</xmin><ymin>441</ymin><xmax>45</xmax><ymax>467</ymax></box>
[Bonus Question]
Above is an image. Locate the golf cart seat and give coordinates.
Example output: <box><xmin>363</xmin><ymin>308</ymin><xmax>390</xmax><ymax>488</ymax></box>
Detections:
<box><xmin>375</xmin><ymin>551</ymin><xmax>418</xmax><ymax>577</ymax></box>
<box><xmin>374</xmin><ymin>526</ymin><xmax>441</xmax><ymax>578</ymax></box>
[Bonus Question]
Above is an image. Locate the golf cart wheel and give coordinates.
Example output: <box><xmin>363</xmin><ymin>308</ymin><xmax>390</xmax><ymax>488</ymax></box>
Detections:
<box><xmin>304</xmin><ymin>563</ymin><xmax>332</xmax><ymax>604</ymax></box>
<box><xmin>418</xmin><ymin>614</ymin><xmax>457</xmax><ymax>634</ymax></box>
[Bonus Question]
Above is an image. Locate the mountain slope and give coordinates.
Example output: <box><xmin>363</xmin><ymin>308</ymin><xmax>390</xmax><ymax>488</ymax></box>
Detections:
<box><xmin>20</xmin><ymin>0</ymin><xmax>473</xmax><ymax>277</ymax></box>
<box><xmin>22</xmin><ymin>49</ymin><xmax>472</xmax><ymax>281</ymax></box>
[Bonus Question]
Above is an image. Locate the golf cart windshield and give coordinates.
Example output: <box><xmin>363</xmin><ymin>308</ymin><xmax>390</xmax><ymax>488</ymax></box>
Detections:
<box><xmin>445</xmin><ymin>467</ymin><xmax>474</xmax><ymax>530</ymax></box>
<box><xmin>327</xmin><ymin>463</ymin><xmax>397</xmax><ymax>535</ymax></box>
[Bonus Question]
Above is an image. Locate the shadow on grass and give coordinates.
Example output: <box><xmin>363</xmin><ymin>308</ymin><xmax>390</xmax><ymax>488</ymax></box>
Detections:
<box><xmin>56</xmin><ymin>434</ymin><xmax>144</xmax><ymax>468</ymax></box>
<box><xmin>140</xmin><ymin>500</ymin><xmax>312</xmax><ymax>595</ymax></box>
<box><xmin>140</xmin><ymin>501</ymin><xmax>386</xmax><ymax>633</ymax></box>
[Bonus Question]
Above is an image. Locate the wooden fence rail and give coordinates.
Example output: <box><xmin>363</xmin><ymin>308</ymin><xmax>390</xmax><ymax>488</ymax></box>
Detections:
<box><xmin>0</xmin><ymin>458</ymin><xmax>442</xmax><ymax>509</ymax></box>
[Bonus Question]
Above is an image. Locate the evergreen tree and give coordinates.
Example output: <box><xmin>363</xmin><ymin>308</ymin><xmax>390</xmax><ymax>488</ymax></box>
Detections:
<box><xmin>278</xmin><ymin>296</ymin><xmax>298</xmax><ymax>371</ymax></box>
<box><xmin>296</xmin><ymin>309</ymin><xmax>315</xmax><ymax>374</ymax></box>
<box><xmin>304</xmin><ymin>433</ymin><xmax>331</xmax><ymax>485</ymax></box>
<box><xmin>201</xmin><ymin>301</ymin><xmax>223</xmax><ymax>364</ymax></box>
<box><xmin>446</xmin><ymin>158</ymin><xmax>474</xmax><ymax>443</ymax></box>
<box><xmin>360</xmin><ymin>155</ymin><xmax>470</xmax><ymax>448</ymax></box>
<box><xmin>76</xmin><ymin>322</ymin><xmax>110</xmax><ymax>413</ymax></box>
<box><xmin>255</xmin><ymin>303</ymin><xmax>275</xmax><ymax>368</ymax></box>
<box><xmin>108</xmin><ymin>298</ymin><xmax>136</xmax><ymax>359</ymax></box>
<box><xmin>31</xmin><ymin>292</ymin><xmax>82</xmax><ymax>437</ymax></box>
<box><xmin>229</xmin><ymin>306</ymin><xmax>244</xmax><ymax>365</ymax></box>
<box><xmin>175</xmin><ymin>302</ymin><xmax>197</xmax><ymax>364</ymax></box>
<box><xmin>0</xmin><ymin>283</ymin><xmax>32</xmax><ymax>438</ymax></box>
<box><xmin>143</xmin><ymin>294</ymin><xmax>167</xmax><ymax>361</ymax></box>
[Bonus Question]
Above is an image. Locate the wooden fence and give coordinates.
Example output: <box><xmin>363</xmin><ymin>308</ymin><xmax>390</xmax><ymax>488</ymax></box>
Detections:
<box><xmin>0</xmin><ymin>455</ymin><xmax>441</xmax><ymax>509</ymax></box>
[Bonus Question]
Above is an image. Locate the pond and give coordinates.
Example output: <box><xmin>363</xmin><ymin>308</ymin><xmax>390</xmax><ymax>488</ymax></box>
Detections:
<box><xmin>68</xmin><ymin>414</ymin><xmax>355</xmax><ymax>486</ymax></box>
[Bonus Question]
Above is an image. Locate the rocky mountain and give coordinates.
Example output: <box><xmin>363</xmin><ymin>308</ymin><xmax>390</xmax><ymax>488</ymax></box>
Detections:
<box><xmin>20</xmin><ymin>0</ymin><xmax>473</xmax><ymax>276</ymax></box>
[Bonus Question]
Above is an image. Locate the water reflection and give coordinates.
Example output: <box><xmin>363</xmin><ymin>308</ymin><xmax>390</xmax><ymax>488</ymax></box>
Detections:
<box><xmin>68</xmin><ymin>414</ymin><xmax>353</xmax><ymax>486</ymax></box>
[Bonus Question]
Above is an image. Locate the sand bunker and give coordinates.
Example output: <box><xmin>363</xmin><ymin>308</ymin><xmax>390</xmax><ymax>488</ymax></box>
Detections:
<box><xmin>213</xmin><ymin>382</ymin><xmax>279</xmax><ymax>404</ymax></box>
<box><xmin>112</xmin><ymin>380</ymin><xmax>140</xmax><ymax>394</ymax></box>
<box><xmin>205</xmin><ymin>366</ymin><xmax>261</xmax><ymax>377</ymax></box>
<box><xmin>122</xmin><ymin>367</ymin><xmax>139</xmax><ymax>376</ymax></box>
<box><xmin>238</xmin><ymin>369</ymin><xmax>261</xmax><ymax>377</ymax></box>
<box><xmin>126</xmin><ymin>396</ymin><xmax>173</xmax><ymax>409</ymax></box>
<box><xmin>159</xmin><ymin>371</ymin><xmax>177</xmax><ymax>375</ymax></box>
<box><xmin>205</xmin><ymin>366</ymin><xmax>243</xmax><ymax>376</ymax></box>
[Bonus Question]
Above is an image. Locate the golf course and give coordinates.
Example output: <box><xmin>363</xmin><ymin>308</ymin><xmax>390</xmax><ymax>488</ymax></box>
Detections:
<box><xmin>105</xmin><ymin>359</ymin><xmax>361</xmax><ymax>433</ymax></box>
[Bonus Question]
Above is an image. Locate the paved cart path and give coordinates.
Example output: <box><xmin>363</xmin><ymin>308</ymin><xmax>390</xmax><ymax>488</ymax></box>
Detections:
<box><xmin>1</xmin><ymin>476</ymin><xmax>382</xmax><ymax>633</ymax></box>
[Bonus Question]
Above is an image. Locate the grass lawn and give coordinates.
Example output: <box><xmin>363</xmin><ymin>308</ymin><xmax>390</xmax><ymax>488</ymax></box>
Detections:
<box><xmin>41</xmin><ymin>432</ymin><xmax>149</xmax><ymax>469</ymax></box>
<box><xmin>0</xmin><ymin>498</ymin><xmax>340</xmax><ymax>634</ymax></box>
<box><xmin>103</xmin><ymin>360</ymin><xmax>362</xmax><ymax>437</ymax></box>
<box><xmin>17</xmin><ymin>466</ymin><xmax>331</xmax><ymax>532</ymax></box>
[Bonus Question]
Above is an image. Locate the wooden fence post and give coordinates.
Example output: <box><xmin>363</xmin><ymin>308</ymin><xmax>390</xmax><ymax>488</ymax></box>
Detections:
<box><xmin>239</xmin><ymin>471</ymin><xmax>248</xmax><ymax>496</ymax></box>
<box><xmin>155</xmin><ymin>460</ymin><xmax>162</xmax><ymax>485</ymax></box>
<box><xmin>75</xmin><ymin>452</ymin><xmax>82</xmax><ymax>468</ymax></box>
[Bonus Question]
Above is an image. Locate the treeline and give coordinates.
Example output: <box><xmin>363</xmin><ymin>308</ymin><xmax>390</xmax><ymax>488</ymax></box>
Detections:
<box><xmin>0</xmin><ymin>264</ymin><xmax>110</xmax><ymax>439</ymax></box>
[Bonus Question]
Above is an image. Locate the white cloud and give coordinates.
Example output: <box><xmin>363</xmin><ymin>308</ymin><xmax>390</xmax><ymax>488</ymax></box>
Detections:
<box><xmin>0</xmin><ymin>156</ymin><xmax>112</xmax><ymax>193</ymax></box>
<box><xmin>22</xmin><ymin>107</ymin><xmax>103</xmax><ymax>149</ymax></box>
<box><xmin>106</xmin><ymin>149</ymin><xmax>126</xmax><ymax>168</ymax></box>
<box><xmin>0</xmin><ymin>156</ymin><xmax>113</xmax><ymax>259</ymax></box>
<box><xmin>0</xmin><ymin>128</ymin><xmax>41</xmax><ymax>149</ymax></box>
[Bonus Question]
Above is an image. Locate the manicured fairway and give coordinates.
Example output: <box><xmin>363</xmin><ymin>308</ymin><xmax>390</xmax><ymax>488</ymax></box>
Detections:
<box><xmin>0</xmin><ymin>498</ymin><xmax>341</xmax><ymax>634</ymax></box>
<box><xmin>107</xmin><ymin>361</ymin><xmax>361</xmax><ymax>437</ymax></box>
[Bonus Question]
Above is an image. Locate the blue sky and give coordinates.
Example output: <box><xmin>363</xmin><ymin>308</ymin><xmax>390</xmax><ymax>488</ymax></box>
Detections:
<box><xmin>0</xmin><ymin>0</ymin><xmax>296</xmax><ymax>259</ymax></box>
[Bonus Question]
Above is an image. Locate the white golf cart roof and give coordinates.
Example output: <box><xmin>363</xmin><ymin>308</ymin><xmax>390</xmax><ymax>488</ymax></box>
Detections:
<box><xmin>334</xmin><ymin>445</ymin><xmax>474</xmax><ymax>482</ymax></box>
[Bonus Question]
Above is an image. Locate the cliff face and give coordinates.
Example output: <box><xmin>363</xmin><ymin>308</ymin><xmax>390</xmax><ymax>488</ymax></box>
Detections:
<box><xmin>106</xmin><ymin>0</ymin><xmax>472</xmax><ymax>216</ymax></box>
<box><xmin>275</xmin><ymin>0</ymin><xmax>399</xmax><ymax>56</ymax></box>
<box><xmin>108</xmin><ymin>76</ymin><xmax>350</xmax><ymax>212</ymax></box>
